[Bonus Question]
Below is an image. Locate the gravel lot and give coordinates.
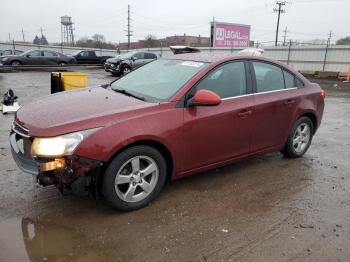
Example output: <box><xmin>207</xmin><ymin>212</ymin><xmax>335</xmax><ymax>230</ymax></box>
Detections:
<box><xmin>0</xmin><ymin>69</ymin><xmax>349</xmax><ymax>262</ymax></box>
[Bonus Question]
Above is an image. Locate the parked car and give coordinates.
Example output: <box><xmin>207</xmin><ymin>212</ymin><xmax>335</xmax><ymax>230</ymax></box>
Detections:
<box><xmin>104</xmin><ymin>51</ymin><xmax>158</xmax><ymax>76</ymax></box>
<box><xmin>72</xmin><ymin>50</ymin><xmax>113</xmax><ymax>64</ymax></box>
<box><xmin>0</xmin><ymin>50</ymin><xmax>76</xmax><ymax>66</ymax></box>
<box><xmin>0</xmin><ymin>49</ymin><xmax>24</xmax><ymax>56</ymax></box>
<box><xmin>10</xmin><ymin>53</ymin><xmax>325</xmax><ymax>211</ymax></box>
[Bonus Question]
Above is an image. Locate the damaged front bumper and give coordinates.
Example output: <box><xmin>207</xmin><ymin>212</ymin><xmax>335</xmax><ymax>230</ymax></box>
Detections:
<box><xmin>10</xmin><ymin>131</ymin><xmax>103</xmax><ymax>189</ymax></box>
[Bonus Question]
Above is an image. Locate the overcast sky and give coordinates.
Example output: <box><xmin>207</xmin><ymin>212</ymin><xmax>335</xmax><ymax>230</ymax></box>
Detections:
<box><xmin>1</xmin><ymin>0</ymin><xmax>349</xmax><ymax>45</ymax></box>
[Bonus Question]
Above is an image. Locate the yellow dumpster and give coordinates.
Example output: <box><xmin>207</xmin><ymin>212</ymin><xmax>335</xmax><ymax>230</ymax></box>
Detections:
<box><xmin>51</xmin><ymin>72</ymin><xmax>88</xmax><ymax>93</ymax></box>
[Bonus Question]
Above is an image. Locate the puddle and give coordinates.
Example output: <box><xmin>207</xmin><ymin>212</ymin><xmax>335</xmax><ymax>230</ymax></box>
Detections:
<box><xmin>0</xmin><ymin>217</ymin><xmax>103</xmax><ymax>262</ymax></box>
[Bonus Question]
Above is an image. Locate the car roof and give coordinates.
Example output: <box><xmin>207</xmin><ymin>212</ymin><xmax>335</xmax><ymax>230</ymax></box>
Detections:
<box><xmin>162</xmin><ymin>52</ymin><xmax>309</xmax><ymax>83</ymax></box>
<box><xmin>163</xmin><ymin>52</ymin><xmax>279</xmax><ymax>65</ymax></box>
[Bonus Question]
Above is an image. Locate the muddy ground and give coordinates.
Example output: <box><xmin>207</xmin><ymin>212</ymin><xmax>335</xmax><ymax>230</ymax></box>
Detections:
<box><xmin>0</xmin><ymin>69</ymin><xmax>349</xmax><ymax>262</ymax></box>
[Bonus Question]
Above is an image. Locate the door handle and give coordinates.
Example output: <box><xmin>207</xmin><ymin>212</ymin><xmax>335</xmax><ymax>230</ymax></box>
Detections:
<box><xmin>238</xmin><ymin>110</ymin><xmax>252</xmax><ymax>118</ymax></box>
<box><xmin>284</xmin><ymin>99</ymin><xmax>295</xmax><ymax>105</ymax></box>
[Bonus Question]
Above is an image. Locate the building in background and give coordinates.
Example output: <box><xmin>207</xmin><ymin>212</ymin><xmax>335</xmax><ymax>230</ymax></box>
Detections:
<box><xmin>119</xmin><ymin>34</ymin><xmax>210</xmax><ymax>50</ymax></box>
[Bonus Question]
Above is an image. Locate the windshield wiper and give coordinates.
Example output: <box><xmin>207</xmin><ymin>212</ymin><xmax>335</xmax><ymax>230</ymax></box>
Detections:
<box><xmin>113</xmin><ymin>88</ymin><xmax>146</xmax><ymax>101</ymax></box>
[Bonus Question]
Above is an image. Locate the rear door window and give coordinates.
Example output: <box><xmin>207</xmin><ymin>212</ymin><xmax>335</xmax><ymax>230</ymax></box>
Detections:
<box><xmin>145</xmin><ymin>53</ymin><xmax>157</xmax><ymax>59</ymax></box>
<box><xmin>283</xmin><ymin>70</ymin><xmax>295</xmax><ymax>88</ymax></box>
<box><xmin>43</xmin><ymin>51</ymin><xmax>58</xmax><ymax>57</ymax></box>
<box><xmin>252</xmin><ymin>62</ymin><xmax>285</xmax><ymax>93</ymax></box>
<box><xmin>196</xmin><ymin>61</ymin><xmax>247</xmax><ymax>98</ymax></box>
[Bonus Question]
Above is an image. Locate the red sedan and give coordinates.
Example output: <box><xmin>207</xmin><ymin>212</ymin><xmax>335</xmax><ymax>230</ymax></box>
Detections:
<box><xmin>10</xmin><ymin>53</ymin><xmax>325</xmax><ymax>211</ymax></box>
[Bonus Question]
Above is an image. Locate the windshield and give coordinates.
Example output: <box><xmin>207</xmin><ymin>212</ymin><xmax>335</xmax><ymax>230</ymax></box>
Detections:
<box><xmin>119</xmin><ymin>52</ymin><xmax>134</xmax><ymax>60</ymax></box>
<box><xmin>71</xmin><ymin>50</ymin><xmax>84</xmax><ymax>56</ymax></box>
<box><xmin>111</xmin><ymin>59</ymin><xmax>207</xmax><ymax>102</ymax></box>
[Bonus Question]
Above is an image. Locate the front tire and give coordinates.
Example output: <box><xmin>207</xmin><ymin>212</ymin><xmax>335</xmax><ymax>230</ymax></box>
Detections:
<box><xmin>281</xmin><ymin>116</ymin><xmax>313</xmax><ymax>158</ymax></box>
<box><xmin>103</xmin><ymin>146</ymin><xmax>167</xmax><ymax>211</ymax></box>
<box><xmin>10</xmin><ymin>60</ymin><xmax>22</xmax><ymax>66</ymax></box>
<box><xmin>122</xmin><ymin>65</ymin><xmax>131</xmax><ymax>75</ymax></box>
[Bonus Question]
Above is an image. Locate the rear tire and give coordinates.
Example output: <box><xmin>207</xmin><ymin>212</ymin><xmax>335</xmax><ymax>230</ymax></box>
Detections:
<box><xmin>281</xmin><ymin>116</ymin><xmax>313</xmax><ymax>158</ymax></box>
<box><xmin>58</xmin><ymin>61</ymin><xmax>67</xmax><ymax>66</ymax></box>
<box><xmin>103</xmin><ymin>146</ymin><xmax>167</xmax><ymax>211</ymax></box>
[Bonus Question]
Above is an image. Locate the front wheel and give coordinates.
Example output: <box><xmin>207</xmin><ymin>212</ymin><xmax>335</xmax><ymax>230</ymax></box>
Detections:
<box><xmin>122</xmin><ymin>66</ymin><xmax>131</xmax><ymax>75</ymax></box>
<box><xmin>10</xmin><ymin>61</ymin><xmax>22</xmax><ymax>66</ymax></box>
<box><xmin>281</xmin><ymin>116</ymin><xmax>313</xmax><ymax>158</ymax></box>
<box><xmin>103</xmin><ymin>146</ymin><xmax>167</xmax><ymax>211</ymax></box>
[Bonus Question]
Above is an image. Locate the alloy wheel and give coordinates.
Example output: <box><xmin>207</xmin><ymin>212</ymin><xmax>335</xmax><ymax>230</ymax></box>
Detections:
<box><xmin>11</xmin><ymin>61</ymin><xmax>21</xmax><ymax>66</ymax></box>
<box><xmin>114</xmin><ymin>155</ymin><xmax>159</xmax><ymax>203</ymax></box>
<box><xmin>292</xmin><ymin>123</ymin><xmax>311</xmax><ymax>153</ymax></box>
<box><xmin>123</xmin><ymin>67</ymin><xmax>131</xmax><ymax>74</ymax></box>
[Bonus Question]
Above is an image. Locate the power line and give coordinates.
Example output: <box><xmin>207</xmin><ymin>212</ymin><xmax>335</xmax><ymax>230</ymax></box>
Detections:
<box><xmin>274</xmin><ymin>1</ymin><xmax>286</xmax><ymax>46</ymax></box>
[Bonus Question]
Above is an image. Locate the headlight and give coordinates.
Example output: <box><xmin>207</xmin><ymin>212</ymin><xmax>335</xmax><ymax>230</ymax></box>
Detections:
<box><xmin>31</xmin><ymin>128</ymin><xmax>99</xmax><ymax>157</ymax></box>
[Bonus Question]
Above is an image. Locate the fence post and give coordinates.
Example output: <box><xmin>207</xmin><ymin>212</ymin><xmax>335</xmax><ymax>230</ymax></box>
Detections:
<box><xmin>287</xmin><ymin>40</ymin><xmax>292</xmax><ymax>65</ymax></box>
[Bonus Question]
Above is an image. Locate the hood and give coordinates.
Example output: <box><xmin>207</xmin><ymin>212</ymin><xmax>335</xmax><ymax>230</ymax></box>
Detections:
<box><xmin>106</xmin><ymin>57</ymin><xmax>122</xmax><ymax>63</ymax></box>
<box><xmin>16</xmin><ymin>87</ymin><xmax>153</xmax><ymax>137</ymax></box>
<box><xmin>1</xmin><ymin>55</ymin><xmax>20</xmax><ymax>59</ymax></box>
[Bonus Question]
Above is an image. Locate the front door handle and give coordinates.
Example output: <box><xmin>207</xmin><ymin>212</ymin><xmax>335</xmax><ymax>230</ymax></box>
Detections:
<box><xmin>238</xmin><ymin>110</ymin><xmax>252</xmax><ymax>118</ymax></box>
<box><xmin>284</xmin><ymin>99</ymin><xmax>295</xmax><ymax>105</ymax></box>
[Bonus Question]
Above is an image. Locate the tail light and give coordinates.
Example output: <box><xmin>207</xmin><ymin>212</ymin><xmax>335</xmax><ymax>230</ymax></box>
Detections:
<box><xmin>320</xmin><ymin>90</ymin><xmax>326</xmax><ymax>99</ymax></box>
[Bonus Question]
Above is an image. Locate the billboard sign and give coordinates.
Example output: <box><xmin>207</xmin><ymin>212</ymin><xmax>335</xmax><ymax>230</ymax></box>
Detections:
<box><xmin>211</xmin><ymin>22</ymin><xmax>250</xmax><ymax>48</ymax></box>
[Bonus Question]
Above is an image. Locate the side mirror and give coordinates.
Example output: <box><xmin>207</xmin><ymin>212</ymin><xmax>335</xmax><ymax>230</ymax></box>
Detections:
<box><xmin>188</xmin><ymin>89</ymin><xmax>221</xmax><ymax>107</ymax></box>
<box><xmin>26</xmin><ymin>54</ymin><xmax>31</xmax><ymax>58</ymax></box>
<box><xmin>131</xmin><ymin>56</ymin><xmax>136</xmax><ymax>61</ymax></box>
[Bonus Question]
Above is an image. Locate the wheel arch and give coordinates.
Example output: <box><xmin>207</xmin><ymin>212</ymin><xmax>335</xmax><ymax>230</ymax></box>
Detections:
<box><xmin>10</xmin><ymin>60</ymin><xmax>22</xmax><ymax>65</ymax></box>
<box><xmin>105</xmin><ymin>139</ymin><xmax>174</xmax><ymax>182</ymax></box>
<box><xmin>298</xmin><ymin>111</ymin><xmax>318</xmax><ymax>134</ymax></box>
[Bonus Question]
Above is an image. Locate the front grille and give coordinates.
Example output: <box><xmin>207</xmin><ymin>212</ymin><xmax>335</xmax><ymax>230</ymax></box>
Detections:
<box><xmin>12</xmin><ymin>121</ymin><xmax>30</xmax><ymax>137</ymax></box>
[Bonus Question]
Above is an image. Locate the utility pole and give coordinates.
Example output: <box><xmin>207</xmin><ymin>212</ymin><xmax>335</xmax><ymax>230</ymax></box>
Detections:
<box><xmin>125</xmin><ymin>5</ymin><xmax>133</xmax><ymax>50</ymax></box>
<box><xmin>21</xmin><ymin>29</ymin><xmax>25</xmax><ymax>42</ymax></box>
<box><xmin>274</xmin><ymin>1</ymin><xmax>286</xmax><ymax>46</ymax></box>
<box><xmin>323</xmin><ymin>30</ymin><xmax>333</xmax><ymax>71</ymax></box>
<box><xmin>8</xmin><ymin>33</ymin><xmax>11</xmax><ymax>43</ymax></box>
<box><xmin>39</xmin><ymin>27</ymin><xmax>45</xmax><ymax>38</ymax></box>
<box><xmin>282</xmin><ymin>27</ymin><xmax>288</xmax><ymax>46</ymax></box>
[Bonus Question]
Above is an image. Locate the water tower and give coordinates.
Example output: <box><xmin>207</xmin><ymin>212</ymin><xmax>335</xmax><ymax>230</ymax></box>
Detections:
<box><xmin>61</xmin><ymin>15</ymin><xmax>74</xmax><ymax>46</ymax></box>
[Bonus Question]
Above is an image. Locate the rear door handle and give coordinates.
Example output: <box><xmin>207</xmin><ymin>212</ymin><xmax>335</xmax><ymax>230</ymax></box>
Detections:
<box><xmin>284</xmin><ymin>99</ymin><xmax>295</xmax><ymax>105</ymax></box>
<box><xmin>238</xmin><ymin>110</ymin><xmax>252</xmax><ymax>118</ymax></box>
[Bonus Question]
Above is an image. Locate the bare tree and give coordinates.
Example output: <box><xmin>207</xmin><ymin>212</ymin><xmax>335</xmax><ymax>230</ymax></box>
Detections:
<box><xmin>145</xmin><ymin>34</ymin><xmax>158</xmax><ymax>48</ymax></box>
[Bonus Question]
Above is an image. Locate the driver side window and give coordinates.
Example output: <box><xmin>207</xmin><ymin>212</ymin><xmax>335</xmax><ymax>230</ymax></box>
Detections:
<box><xmin>28</xmin><ymin>50</ymin><xmax>42</xmax><ymax>57</ymax></box>
<box><xmin>133</xmin><ymin>53</ymin><xmax>144</xmax><ymax>59</ymax></box>
<box><xmin>196</xmin><ymin>61</ymin><xmax>247</xmax><ymax>99</ymax></box>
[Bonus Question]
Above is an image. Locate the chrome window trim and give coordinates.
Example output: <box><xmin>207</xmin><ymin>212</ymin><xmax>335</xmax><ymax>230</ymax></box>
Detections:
<box><xmin>221</xmin><ymin>87</ymin><xmax>298</xmax><ymax>101</ymax></box>
<box><xmin>12</xmin><ymin>122</ymin><xmax>30</xmax><ymax>138</ymax></box>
